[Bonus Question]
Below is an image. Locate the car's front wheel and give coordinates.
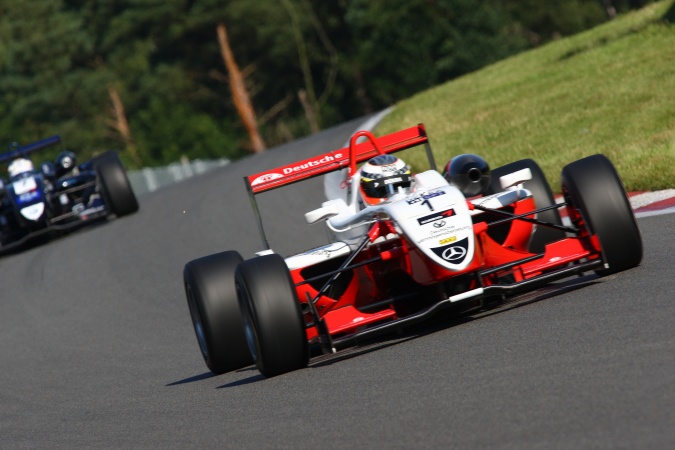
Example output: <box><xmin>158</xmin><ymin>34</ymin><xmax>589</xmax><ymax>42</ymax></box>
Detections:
<box><xmin>561</xmin><ymin>154</ymin><xmax>642</xmax><ymax>275</ymax></box>
<box><xmin>95</xmin><ymin>151</ymin><xmax>139</xmax><ymax>217</ymax></box>
<box><xmin>487</xmin><ymin>158</ymin><xmax>565</xmax><ymax>253</ymax></box>
<box><xmin>184</xmin><ymin>251</ymin><xmax>253</xmax><ymax>374</ymax></box>
<box><xmin>235</xmin><ymin>253</ymin><xmax>308</xmax><ymax>378</ymax></box>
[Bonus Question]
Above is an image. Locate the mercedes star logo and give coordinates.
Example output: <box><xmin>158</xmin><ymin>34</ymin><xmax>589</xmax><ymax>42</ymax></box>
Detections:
<box><xmin>442</xmin><ymin>245</ymin><xmax>467</xmax><ymax>261</ymax></box>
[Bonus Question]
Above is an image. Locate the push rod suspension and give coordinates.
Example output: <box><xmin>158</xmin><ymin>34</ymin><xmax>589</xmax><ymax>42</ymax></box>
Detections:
<box><xmin>295</xmin><ymin>254</ymin><xmax>382</xmax><ymax>287</ymax></box>
<box><xmin>309</xmin><ymin>234</ymin><xmax>372</xmax><ymax>305</ymax></box>
<box><xmin>473</xmin><ymin>203</ymin><xmax>578</xmax><ymax>233</ymax></box>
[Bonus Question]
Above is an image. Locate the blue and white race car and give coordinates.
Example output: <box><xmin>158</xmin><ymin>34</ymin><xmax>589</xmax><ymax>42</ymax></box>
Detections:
<box><xmin>0</xmin><ymin>135</ymin><xmax>138</xmax><ymax>251</ymax></box>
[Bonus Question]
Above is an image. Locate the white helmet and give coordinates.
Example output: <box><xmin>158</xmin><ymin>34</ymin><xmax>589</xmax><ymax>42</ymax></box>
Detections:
<box><xmin>8</xmin><ymin>158</ymin><xmax>35</xmax><ymax>178</ymax></box>
<box><xmin>359</xmin><ymin>154</ymin><xmax>412</xmax><ymax>205</ymax></box>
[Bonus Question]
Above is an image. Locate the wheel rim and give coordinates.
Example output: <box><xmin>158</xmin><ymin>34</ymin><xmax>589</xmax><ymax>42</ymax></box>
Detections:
<box><xmin>242</xmin><ymin>313</ymin><xmax>258</xmax><ymax>363</ymax></box>
<box><xmin>237</xmin><ymin>282</ymin><xmax>258</xmax><ymax>362</ymax></box>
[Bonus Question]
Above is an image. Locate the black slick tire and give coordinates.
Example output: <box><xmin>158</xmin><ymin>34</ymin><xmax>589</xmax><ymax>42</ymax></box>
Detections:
<box><xmin>235</xmin><ymin>253</ymin><xmax>308</xmax><ymax>378</ymax></box>
<box><xmin>95</xmin><ymin>151</ymin><xmax>139</xmax><ymax>217</ymax></box>
<box><xmin>561</xmin><ymin>154</ymin><xmax>642</xmax><ymax>275</ymax></box>
<box><xmin>487</xmin><ymin>159</ymin><xmax>565</xmax><ymax>252</ymax></box>
<box><xmin>184</xmin><ymin>251</ymin><xmax>253</xmax><ymax>374</ymax></box>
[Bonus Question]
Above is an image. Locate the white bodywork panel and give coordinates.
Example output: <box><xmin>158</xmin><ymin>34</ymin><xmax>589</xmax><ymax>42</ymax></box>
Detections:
<box><xmin>469</xmin><ymin>189</ymin><xmax>532</xmax><ymax>216</ymax></box>
<box><xmin>285</xmin><ymin>242</ymin><xmax>352</xmax><ymax>270</ymax></box>
<box><xmin>326</xmin><ymin>170</ymin><xmax>476</xmax><ymax>271</ymax></box>
<box><xmin>12</xmin><ymin>176</ymin><xmax>38</xmax><ymax>195</ymax></box>
<box><xmin>295</xmin><ymin>169</ymin><xmax>533</xmax><ymax>273</ymax></box>
<box><xmin>20</xmin><ymin>203</ymin><xmax>45</xmax><ymax>221</ymax></box>
<box><xmin>384</xmin><ymin>181</ymin><xmax>475</xmax><ymax>271</ymax></box>
<box><xmin>499</xmin><ymin>168</ymin><xmax>532</xmax><ymax>189</ymax></box>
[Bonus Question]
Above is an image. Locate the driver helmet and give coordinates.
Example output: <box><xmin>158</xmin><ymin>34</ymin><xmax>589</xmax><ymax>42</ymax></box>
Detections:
<box><xmin>359</xmin><ymin>154</ymin><xmax>412</xmax><ymax>205</ymax></box>
<box><xmin>8</xmin><ymin>157</ymin><xmax>35</xmax><ymax>179</ymax></box>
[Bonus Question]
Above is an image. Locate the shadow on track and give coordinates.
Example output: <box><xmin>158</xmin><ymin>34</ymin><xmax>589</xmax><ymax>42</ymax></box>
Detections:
<box><xmin>0</xmin><ymin>217</ymin><xmax>111</xmax><ymax>258</ymax></box>
<box><xmin>171</xmin><ymin>273</ymin><xmax>602</xmax><ymax>388</ymax></box>
<box><xmin>166</xmin><ymin>372</ymin><xmax>217</xmax><ymax>386</ymax></box>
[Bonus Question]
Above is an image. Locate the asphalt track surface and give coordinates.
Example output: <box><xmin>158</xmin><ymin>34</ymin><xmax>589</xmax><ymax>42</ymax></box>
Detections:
<box><xmin>1</xmin><ymin>117</ymin><xmax>674</xmax><ymax>449</ymax></box>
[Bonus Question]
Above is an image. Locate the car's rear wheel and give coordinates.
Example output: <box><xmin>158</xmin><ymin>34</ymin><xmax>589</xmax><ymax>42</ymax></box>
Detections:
<box><xmin>235</xmin><ymin>254</ymin><xmax>308</xmax><ymax>378</ymax></box>
<box><xmin>95</xmin><ymin>151</ymin><xmax>139</xmax><ymax>217</ymax></box>
<box><xmin>487</xmin><ymin>159</ymin><xmax>565</xmax><ymax>252</ymax></box>
<box><xmin>561</xmin><ymin>154</ymin><xmax>642</xmax><ymax>275</ymax></box>
<box><xmin>184</xmin><ymin>251</ymin><xmax>253</xmax><ymax>374</ymax></box>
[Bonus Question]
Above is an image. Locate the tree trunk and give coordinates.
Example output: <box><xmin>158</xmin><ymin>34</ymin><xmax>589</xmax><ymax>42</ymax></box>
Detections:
<box><xmin>216</xmin><ymin>22</ymin><xmax>265</xmax><ymax>153</ymax></box>
<box><xmin>107</xmin><ymin>84</ymin><xmax>142</xmax><ymax>166</ymax></box>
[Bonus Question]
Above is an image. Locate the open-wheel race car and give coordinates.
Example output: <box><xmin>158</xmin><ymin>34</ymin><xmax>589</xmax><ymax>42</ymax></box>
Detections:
<box><xmin>184</xmin><ymin>124</ymin><xmax>642</xmax><ymax>378</ymax></box>
<box><xmin>0</xmin><ymin>135</ymin><xmax>138</xmax><ymax>251</ymax></box>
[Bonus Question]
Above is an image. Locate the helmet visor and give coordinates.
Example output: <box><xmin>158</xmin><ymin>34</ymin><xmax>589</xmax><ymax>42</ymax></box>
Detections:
<box><xmin>361</xmin><ymin>174</ymin><xmax>412</xmax><ymax>199</ymax></box>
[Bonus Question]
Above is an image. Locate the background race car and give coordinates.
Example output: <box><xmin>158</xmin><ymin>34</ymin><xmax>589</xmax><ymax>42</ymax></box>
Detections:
<box><xmin>184</xmin><ymin>124</ymin><xmax>642</xmax><ymax>378</ymax></box>
<box><xmin>0</xmin><ymin>135</ymin><xmax>138</xmax><ymax>251</ymax></box>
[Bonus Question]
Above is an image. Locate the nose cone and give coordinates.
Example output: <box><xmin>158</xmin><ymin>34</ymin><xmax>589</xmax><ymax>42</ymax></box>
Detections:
<box><xmin>20</xmin><ymin>202</ymin><xmax>45</xmax><ymax>221</ymax></box>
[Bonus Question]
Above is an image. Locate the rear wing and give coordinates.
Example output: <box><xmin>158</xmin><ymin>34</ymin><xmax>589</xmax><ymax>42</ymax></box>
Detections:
<box><xmin>244</xmin><ymin>124</ymin><xmax>436</xmax><ymax>251</ymax></box>
<box><xmin>0</xmin><ymin>135</ymin><xmax>61</xmax><ymax>164</ymax></box>
<box><xmin>247</xmin><ymin>124</ymin><xmax>434</xmax><ymax>194</ymax></box>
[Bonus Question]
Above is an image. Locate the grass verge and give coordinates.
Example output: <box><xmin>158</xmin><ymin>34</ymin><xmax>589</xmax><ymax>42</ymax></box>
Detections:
<box><xmin>376</xmin><ymin>0</ymin><xmax>675</xmax><ymax>193</ymax></box>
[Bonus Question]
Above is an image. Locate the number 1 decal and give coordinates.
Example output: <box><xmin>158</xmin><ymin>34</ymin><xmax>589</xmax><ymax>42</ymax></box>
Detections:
<box><xmin>421</xmin><ymin>198</ymin><xmax>434</xmax><ymax>211</ymax></box>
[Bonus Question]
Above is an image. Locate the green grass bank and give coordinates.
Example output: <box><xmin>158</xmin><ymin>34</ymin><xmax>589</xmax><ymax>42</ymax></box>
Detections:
<box><xmin>376</xmin><ymin>0</ymin><xmax>675</xmax><ymax>193</ymax></box>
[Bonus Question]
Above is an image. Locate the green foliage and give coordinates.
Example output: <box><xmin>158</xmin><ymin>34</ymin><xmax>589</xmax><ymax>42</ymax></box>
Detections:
<box><xmin>132</xmin><ymin>98</ymin><xmax>243</xmax><ymax>166</ymax></box>
<box><xmin>344</xmin><ymin>0</ymin><xmax>528</xmax><ymax>105</ymax></box>
<box><xmin>1</xmin><ymin>1</ymin><xmax>88</xmax><ymax>135</ymax></box>
<box><xmin>503</xmin><ymin>0</ymin><xmax>608</xmax><ymax>44</ymax></box>
<box><xmin>377</xmin><ymin>0</ymin><xmax>675</xmax><ymax>193</ymax></box>
<box><xmin>0</xmin><ymin>0</ymin><xmax>661</xmax><ymax>169</ymax></box>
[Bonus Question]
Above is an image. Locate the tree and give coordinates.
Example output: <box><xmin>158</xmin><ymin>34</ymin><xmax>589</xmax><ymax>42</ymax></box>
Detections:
<box><xmin>0</xmin><ymin>1</ymin><xmax>90</xmax><ymax>144</ymax></box>
<box><xmin>216</xmin><ymin>22</ymin><xmax>265</xmax><ymax>153</ymax></box>
<box><xmin>0</xmin><ymin>0</ymin><xmax>658</xmax><ymax>167</ymax></box>
<box><xmin>344</xmin><ymin>0</ymin><xmax>529</xmax><ymax>106</ymax></box>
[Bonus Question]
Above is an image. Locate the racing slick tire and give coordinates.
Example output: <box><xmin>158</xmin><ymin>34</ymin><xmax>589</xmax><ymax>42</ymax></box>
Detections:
<box><xmin>95</xmin><ymin>151</ymin><xmax>139</xmax><ymax>217</ymax></box>
<box><xmin>184</xmin><ymin>251</ymin><xmax>253</xmax><ymax>374</ymax></box>
<box><xmin>561</xmin><ymin>154</ymin><xmax>642</xmax><ymax>276</ymax></box>
<box><xmin>235</xmin><ymin>253</ymin><xmax>309</xmax><ymax>378</ymax></box>
<box><xmin>487</xmin><ymin>159</ymin><xmax>565</xmax><ymax>253</ymax></box>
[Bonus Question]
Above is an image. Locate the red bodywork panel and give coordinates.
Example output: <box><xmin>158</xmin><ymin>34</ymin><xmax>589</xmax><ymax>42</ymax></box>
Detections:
<box><xmin>289</xmin><ymin>200</ymin><xmax>597</xmax><ymax>340</ymax></box>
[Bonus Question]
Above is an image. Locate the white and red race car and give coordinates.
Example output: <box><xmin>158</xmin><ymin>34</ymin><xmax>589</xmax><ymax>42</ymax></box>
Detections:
<box><xmin>184</xmin><ymin>124</ymin><xmax>642</xmax><ymax>377</ymax></box>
